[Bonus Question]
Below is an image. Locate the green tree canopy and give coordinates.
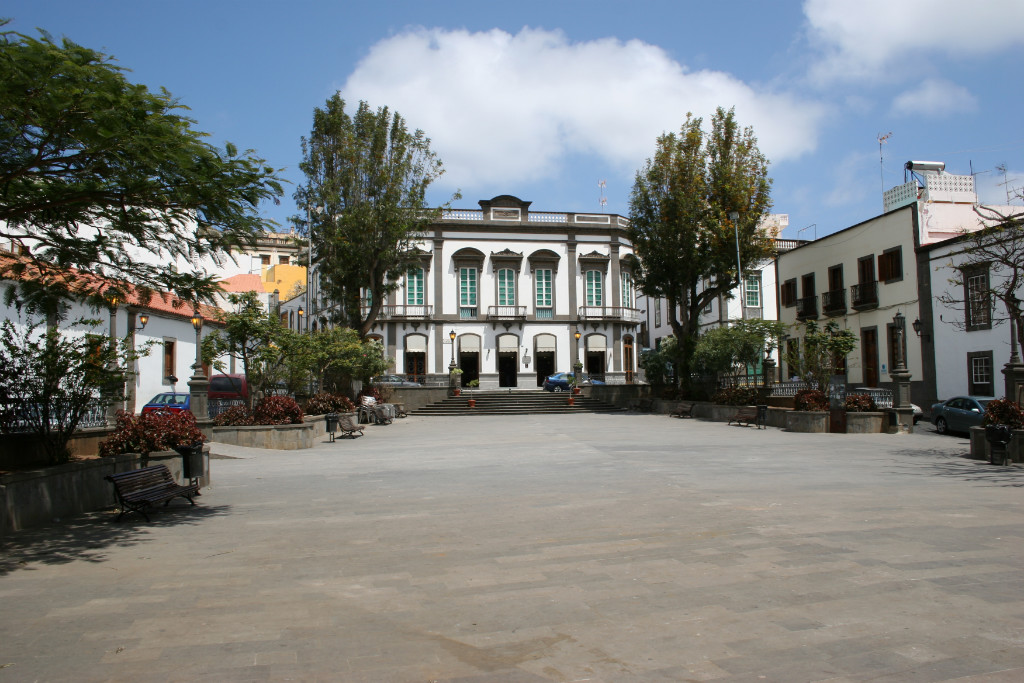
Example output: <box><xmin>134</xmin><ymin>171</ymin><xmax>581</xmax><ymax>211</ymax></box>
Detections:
<box><xmin>786</xmin><ymin>320</ymin><xmax>858</xmax><ymax>390</ymax></box>
<box><xmin>693</xmin><ymin>319</ymin><xmax>786</xmax><ymax>377</ymax></box>
<box><xmin>294</xmin><ymin>95</ymin><xmax>454</xmax><ymax>338</ymax></box>
<box><xmin>629</xmin><ymin>107</ymin><xmax>773</xmax><ymax>388</ymax></box>
<box><xmin>0</xmin><ymin>26</ymin><xmax>284</xmax><ymax>311</ymax></box>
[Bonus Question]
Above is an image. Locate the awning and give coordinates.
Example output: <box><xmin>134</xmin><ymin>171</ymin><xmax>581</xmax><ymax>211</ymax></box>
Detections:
<box><xmin>534</xmin><ymin>334</ymin><xmax>557</xmax><ymax>352</ymax></box>
<box><xmin>405</xmin><ymin>335</ymin><xmax>427</xmax><ymax>352</ymax></box>
<box><xmin>497</xmin><ymin>335</ymin><xmax>519</xmax><ymax>351</ymax></box>
<box><xmin>458</xmin><ymin>334</ymin><xmax>481</xmax><ymax>352</ymax></box>
<box><xmin>586</xmin><ymin>335</ymin><xmax>607</xmax><ymax>351</ymax></box>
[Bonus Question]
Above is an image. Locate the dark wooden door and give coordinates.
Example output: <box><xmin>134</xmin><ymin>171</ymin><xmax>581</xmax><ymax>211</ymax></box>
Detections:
<box><xmin>861</xmin><ymin>329</ymin><xmax>878</xmax><ymax>387</ymax></box>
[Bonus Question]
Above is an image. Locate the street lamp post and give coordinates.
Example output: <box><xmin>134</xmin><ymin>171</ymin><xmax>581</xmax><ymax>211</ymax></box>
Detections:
<box><xmin>104</xmin><ymin>296</ymin><xmax>121</xmax><ymax>426</ymax></box>
<box><xmin>448</xmin><ymin>329</ymin><xmax>457</xmax><ymax>396</ymax></box>
<box><xmin>188</xmin><ymin>310</ymin><xmax>210</xmax><ymax>421</ymax></box>
<box><xmin>889</xmin><ymin>311</ymin><xmax>913</xmax><ymax>433</ymax></box>
<box><xmin>573</xmin><ymin>328</ymin><xmax>583</xmax><ymax>381</ymax></box>
<box><xmin>729</xmin><ymin>210</ymin><xmax>744</xmax><ymax>321</ymax></box>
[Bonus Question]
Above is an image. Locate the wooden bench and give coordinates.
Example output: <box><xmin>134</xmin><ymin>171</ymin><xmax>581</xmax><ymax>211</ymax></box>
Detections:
<box><xmin>669</xmin><ymin>401</ymin><xmax>696</xmax><ymax>418</ymax></box>
<box><xmin>728</xmin><ymin>406</ymin><xmax>761</xmax><ymax>428</ymax></box>
<box><xmin>338</xmin><ymin>413</ymin><xmax>364</xmax><ymax>439</ymax></box>
<box><xmin>105</xmin><ymin>464</ymin><xmax>199</xmax><ymax>522</ymax></box>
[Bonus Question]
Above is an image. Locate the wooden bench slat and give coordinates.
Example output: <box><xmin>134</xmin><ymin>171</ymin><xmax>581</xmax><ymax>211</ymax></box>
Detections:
<box><xmin>106</xmin><ymin>464</ymin><xmax>199</xmax><ymax>522</ymax></box>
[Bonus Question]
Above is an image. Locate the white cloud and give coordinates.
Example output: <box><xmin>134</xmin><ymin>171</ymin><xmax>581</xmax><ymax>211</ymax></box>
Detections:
<box><xmin>804</xmin><ymin>0</ymin><xmax>1024</xmax><ymax>83</ymax></box>
<box><xmin>890</xmin><ymin>79</ymin><xmax>978</xmax><ymax>117</ymax></box>
<box><xmin>340</xmin><ymin>28</ymin><xmax>827</xmax><ymax>189</ymax></box>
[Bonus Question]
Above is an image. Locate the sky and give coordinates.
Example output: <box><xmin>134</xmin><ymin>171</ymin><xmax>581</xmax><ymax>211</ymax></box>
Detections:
<box><xmin>7</xmin><ymin>0</ymin><xmax>1024</xmax><ymax>239</ymax></box>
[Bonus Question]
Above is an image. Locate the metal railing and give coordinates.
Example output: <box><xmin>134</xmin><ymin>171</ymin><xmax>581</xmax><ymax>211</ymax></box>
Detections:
<box><xmin>795</xmin><ymin>296</ymin><xmax>818</xmax><ymax>319</ymax></box>
<box><xmin>578</xmin><ymin>306</ymin><xmax>642</xmax><ymax>323</ymax></box>
<box><xmin>362</xmin><ymin>304</ymin><xmax>433</xmax><ymax>320</ymax></box>
<box><xmin>209</xmin><ymin>398</ymin><xmax>246</xmax><ymax>418</ymax></box>
<box><xmin>851</xmin><ymin>281</ymin><xmax>879</xmax><ymax>309</ymax></box>
<box><xmin>487</xmin><ymin>305</ymin><xmax>527</xmax><ymax>320</ymax></box>
<box><xmin>822</xmin><ymin>289</ymin><xmax>846</xmax><ymax>315</ymax></box>
<box><xmin>2</xmin><ymin>399</ymin><xmax>107</xmax><ymax>432</ymax></box>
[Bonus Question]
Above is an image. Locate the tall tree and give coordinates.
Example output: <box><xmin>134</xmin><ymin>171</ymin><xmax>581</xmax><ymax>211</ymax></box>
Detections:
<box><xmin>294</xmin><ymin>95</ymin><xmax>452</xmax><ymax>338</ymax></box>
<box><xmin>629</xmin><ymin>107</ymin><xmax>773</xmax><ymax>388</ymax></box>
<box><xmin>0</xmin><ymin>26</ymin><xmax>284</xmax><ymax>311</ymax></box>
<box><xmin>936</xmin><ymin>203</ymin><xmax>1024</xmax><ymax>362</ymax></box>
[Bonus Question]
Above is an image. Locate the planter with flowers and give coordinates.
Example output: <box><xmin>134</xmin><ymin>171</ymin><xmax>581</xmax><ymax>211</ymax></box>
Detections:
<box><xmin>785</xmin><ymin>389</ymin><xmax>829</xmax><ymax>433</ymax></box>
<box><xmin>971</xmin><ymin>398</ymin><xmax>1024</xmax><ymax>463</ymax></box>
<box><xmin>844</xmin><ymin>393</ymin><xmax>885</xmax><ymax>433</ymax></box>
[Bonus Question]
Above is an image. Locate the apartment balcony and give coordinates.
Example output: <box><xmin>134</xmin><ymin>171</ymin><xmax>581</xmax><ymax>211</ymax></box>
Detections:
<box><xmin>366</xmin><ymin>304</ymin><xmax>433</xmax><ymax>320</ymax></box>
<box><xmin>822</xmin><ymin>289</ymin><xmax>847</xmax><ymax>316</ymax></box>
<box><xmin>578</xmin><ymin>306</ymin><xmax>642</xmax><ymax>324</ymax></box>
<box><xmin>851</xmin><ymin>281</ymin><xmax>879</xmax><ymax>310</ymax></box>
<box><xmin>487</xmin><ymin>305</ymin><xmax>527</xmax><ymax>321</ymax></box>
<box><xmin>795</xmin><ymin>296</ymin><xmax>818</xmax><ymax>320</ymax></box>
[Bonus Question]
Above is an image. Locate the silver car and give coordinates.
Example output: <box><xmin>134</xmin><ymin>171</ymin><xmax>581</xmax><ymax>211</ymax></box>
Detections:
<box><xmin>930</xmin><ymin>396</ymin><xmax>993</xmax><ymax>435</ymax></box>
<box><xmin>372</xmin><ymin>374</ymin><xmax>422</xmax><ymax>388</ymax></box>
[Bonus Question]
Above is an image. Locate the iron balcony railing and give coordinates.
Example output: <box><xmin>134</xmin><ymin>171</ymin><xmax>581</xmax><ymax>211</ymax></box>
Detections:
<box><xmin>795</xmin><ymin>295</ymin><xmax>818</xmax><ymax>320</ymax></box>
<box><xmin>486</xmin><ymin>305</ymin><xmax>527</xmax><ymax>320</ymax></box>
<box><xmin>578</xmin><ymin>306</ymin><xmax>642</xmax><ymax>323</ymax></box>
<box><xmin>822</xmin><ymin>289</ymin><xmax>847</xmax><ymax>316</ymax></box>
<box><xmin>851</xmin><ymin>281</ymin><xmax>879</xmax><ymax>309</ymax></box>
<box><xmin>365</xmin><ymin>304</ymin><xmax>433</xmax><ymax>320</ymax></box>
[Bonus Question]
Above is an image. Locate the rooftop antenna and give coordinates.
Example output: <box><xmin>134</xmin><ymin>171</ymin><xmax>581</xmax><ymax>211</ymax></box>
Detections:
<box><xmin>996</xmin><ymin>163</ymin><xmax>1013</xmax><ymax>204</ymax></box>
<box><xmin>598</xmin><ymin>179</ymin><xmax>607</xmax><ymax>210</ymax></box>
<box><xmin>878</xmin><ymin>132</ymin><xmax>893</xmax><ymax>209</ymax></box>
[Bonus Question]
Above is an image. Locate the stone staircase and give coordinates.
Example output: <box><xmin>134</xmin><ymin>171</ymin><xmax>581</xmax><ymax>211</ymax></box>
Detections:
<box><xmin>412</xmin><ymin>390</ymin><xmax>623</xmax><ymax>416</ymax></box>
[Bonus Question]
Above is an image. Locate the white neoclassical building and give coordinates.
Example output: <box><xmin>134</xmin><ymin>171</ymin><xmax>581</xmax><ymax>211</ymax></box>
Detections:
<box><xmin>298</xmin><ymin>195</ymin><xmax>642</xmax><ymax>389</ymax></box>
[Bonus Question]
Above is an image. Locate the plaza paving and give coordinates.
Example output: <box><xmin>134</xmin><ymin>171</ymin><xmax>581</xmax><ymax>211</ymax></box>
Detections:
<box><xmin>2</xmin><ymin>414</ymin><xmax>1024</xmax><ymax>682</ymax></box>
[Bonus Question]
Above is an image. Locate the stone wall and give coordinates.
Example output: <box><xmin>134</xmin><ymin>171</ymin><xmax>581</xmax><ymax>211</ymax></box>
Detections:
<box><xmin>210</xmin><ymin>422</ymin><xmax>317</xmax><ymax>450</ymax></box>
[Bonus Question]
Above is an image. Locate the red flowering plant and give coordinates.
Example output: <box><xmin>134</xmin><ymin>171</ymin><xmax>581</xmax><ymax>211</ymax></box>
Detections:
<box><xmin>983</xmin><ymin>399</ymin><xmax>1024</xmax><ymax>429</ymax></box>
<box><xmin>100</xmin><ymin>410</ymin><xmax>206</xmax><ymax>457</ymax></box>
<box><xmin>794</xmin><ymin>389</ymin><xmax>829</xmax><ymax>412</ymax></box>
<box><xmin>252</xmin><ymin>395</ymin><xmax>304</xmax><ymax>425</ymax></box>
<box><xmin>711</xmin><ymin>386</ymin><xmax>760</xmax><ymax>406</ymax></box>
<box><xmin>213</xmin><ymin>404</ymin><xmax>255</xmax><ymax>426</ymax></box>
<box><xmin>844</xmin><ymin>393</ymin><xmax>878</xmax><ymax>412</ymax></box>
<box><xmin>305</xmin><ymin>393</ymin><xmax>355</xmax><ymax>415</ymax></box>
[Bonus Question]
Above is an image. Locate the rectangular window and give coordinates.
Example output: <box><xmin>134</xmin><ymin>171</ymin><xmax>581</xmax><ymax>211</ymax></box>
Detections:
<box><xmin>878</xmin><ymin>246</ymin><xmax>903</xmax><ymax>283</ymax></box>
<box><xmin>828</xmin><ymin>264</ymin><xmax>844</xmax><ymax>291</ymax></box>
<box><xmin>586</xmin><ymin>270</ymin><xmax>603</xmax><ymax>306</ymax></box>
<box><xmin>858</xmin><ymin>255</ymin><xmax>875</xmax><ymax>283</ymax></box>
<box><xmin>621</xmin><ymin>272</ymin><xmax>634</xmax><ymax>308</ymax></box>
<box><xmin>535</xmin><ymin>268</ymin><xmax>552</xmax><ymax>318</ymax></box>
<box><xmin>744</xmin><ymin>277</ymin><xmax>761</xmax><ymax>308</ymax></box>
<box><xmin>654</xmin><ymin>297</ymin><xmax>662</xmax><ymax>327</ymax></box>
<box><xmin>964</xmin><ymin>265</ymin><xmax>992</xmax><ymax>331</ymax></box>
<box><xmin>279</xmin><ymin>255</ymin><xmax>289</xmax><ymax>265</ymax></box>
<box><xmin>967</xmin><ymin>351</ymin><xmax>994</xmax><ymax>396</ymax></box>
<box><xmin>460</xmin><ymin>267</ymin><xmax>477</xmax><ymax>318</ymax></box>
<box><xmin>406</xmin><ymin>267</ymin><xmax>424</xmax><ymax>306</ymax></box>
<box><xmin>260</xmin><ymin>254</ymin><xmax>271</xmax><ymax>266</ymax></box>
<box><xmin>163</xmin><ymin>339</ymin><xmax>176</xmax><ymax>379</ymax></box>
<box><xmin>781</xmin><ymin>279</ymin><xmax>797</xmax><ymax>307</ymax></box>
<box><xmin>498</xmin><ymin>268</ymin><xmax>515</xmax><ymax>306</ymax></box>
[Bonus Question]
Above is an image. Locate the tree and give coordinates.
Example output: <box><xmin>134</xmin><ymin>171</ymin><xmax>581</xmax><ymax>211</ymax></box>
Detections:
<box><xmin>294</xmin><ymin>95</ymin><xmax>453</xmax><ymax>338</ymax></box>
<box><xmin>786</xmin><ymin>320</ymin><xmax>857</xmax><ymax>391</ymax></box>
<box><xmin>936</xmin><ymin>204</ymin><xmax>1024</xmax><ymax>361</ymax></box>
<box><xmin>693</xmin><ymin>319</ymin><xmax>786</xmax><ymax>381</ymax></box>
<box><xmin>629</xmin><ymin>107</ymin><xmax>773</xmax><ymax>390</ymax></box>
<box><xmin>0</xmin><ymin>26</ymin><xmax>284</xmax><ymax>311</ymax></box>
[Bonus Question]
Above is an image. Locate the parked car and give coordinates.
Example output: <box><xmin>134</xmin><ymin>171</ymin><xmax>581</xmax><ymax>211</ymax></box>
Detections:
<box><xmin>542</xmin><ymin>372</ymin><xmax>605</xmax><ymax>392</ymax></box>
<box><xmin>930</xmin><ymin>396</ymin><xmax>993</xmax><ymax>434</ymax></box>
<box><xmin>141</xmin><ymin>392</ymin><xmax>191</xmax><ymax>415</ymax></box>
<box><xmin>372</xmin><ymin>374</ymin><xmax>422</xmax><ymax>387</ymax></box>
<box><xmin>208</xmin><ymin>374</ymin><xmax>248</xmax><ymax>400</ymax></box>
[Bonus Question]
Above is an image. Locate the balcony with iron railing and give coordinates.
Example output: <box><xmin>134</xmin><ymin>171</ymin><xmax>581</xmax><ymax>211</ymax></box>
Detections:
<box><xmin>795</xmin><ymin>295</ymin><xmax>818</xmax><ymax>320</ymax></box>
<box><xmin>822</xmin><ymin>289</ymin><xmax>847</xmax><ymax>316</ymax></box>
<box><xmin>578</xmin><ymin>306</ymin><xmax>642</xmax><ymax>324</ymax></box>
<box><xmin>851</xmin><ymin>281</ymin><xmax>879</xmax><ymax>310</ymax></box>
<box><xmin>363</xmin><ymin>304</ymin><xmax>433</xmax><ymax>320</ymax></box>
<box><xmin>487</xmin><ymin>305</ymin><xmax>527</xmax><ymax>321</ymax></box>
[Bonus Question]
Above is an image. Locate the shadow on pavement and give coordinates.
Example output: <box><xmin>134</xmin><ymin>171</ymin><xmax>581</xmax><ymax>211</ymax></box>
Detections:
<box><xmin>0</xmin><ymin>502</ymin><xmax>230</xmax><ymax>576</ymax></box>
<box><xmin>889</xmin><ymin>448</ymin><xmax>1024</xmax><ymax>487</ymax></box>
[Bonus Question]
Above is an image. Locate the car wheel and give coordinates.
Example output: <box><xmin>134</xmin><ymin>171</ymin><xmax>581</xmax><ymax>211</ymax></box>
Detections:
<box><xmin>935</xmin><ymin>417</ymin><xmax>948</xmax><ymax>435</ymax></box>
<box><xmin>553</xmin><ymin>386</ymin><xmax>564</xmax><ymax>392</ymax></box>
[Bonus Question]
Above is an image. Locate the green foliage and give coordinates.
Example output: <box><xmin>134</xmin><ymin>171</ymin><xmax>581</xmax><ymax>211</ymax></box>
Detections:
<box><xmin>202</xmin><ymin>292</ymin><xmax>280</xmax><ymax>407</ymax></box>
<box><xmin>845</xmin><ymin>393</ymin><xmax>878</xmax><ymax>412</ymax></box>
<box><xmin>693</xmin><ymin>319</ymin><xmax>786</xmax><ymax>377</ymax></box>
<box><xmin>711</xmin><ymin>386</ymin><xmax>760</xmax><ymax>406</ymax></box>
<box><xmin>0</xmin><ymin>317</ymin><xmax>134</xmax><ymax>464</ymax></box>
<box><xmin>467</xmin><ymin>379</ymin><xmax>479</xmax><ymax>388</ymax></box>
<box><xmin>983</xmin><ymin>399</ymin><xmax>1024</xmax><ymax>428</ymax></box>
<box><xmin>794</xmin><ymin>389</ymin><xmax>829</xmax><ymax>412</ymax></box>
<box><xmin>639</xmin><ymin>337</ymin><xmax>677</xmax><ymax>386</ymax></box>
<box><xmin>99</xmin><ymin>410</ymin><xmax>205</xmax><ymax>458</ymax></box>
<box><xmin>629</xmin><ymin>107</ymin><xmax>773</xmax><ymax>387</ymax></box>
<box><xmin>294</xmin><ymin>95</ymin><xmax>455</xmax><ymax>338</ymax></box>
<box><xmin>786</xmin><ymin>320</ymin><xmax>858</xmax><ymax>390</ymax></box>
<box><xmin>0</xmin><ymin>27</ymin><xmax>283</xmax><ymax>311</ymax></box>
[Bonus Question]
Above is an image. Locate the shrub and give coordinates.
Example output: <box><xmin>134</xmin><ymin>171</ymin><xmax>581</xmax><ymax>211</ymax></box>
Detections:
<box><xmin>305</xmin><ymin>392</ymin><xmax>355</xmax><ymax>415</ymax></box>
<box><xmin>213</xmin><ymin>404</ymin><xmax>255</xmax><ymax>426</ymax></box>
<box><xmin>712</xmin><ymin>386</ymin><xmax>759</xmax><ymax>406</ymax></box>
<box><xmin>794</xmin><ymin>389</ymin><xmax>829</xmax><ymax>412</ymax></box>
<box><xmin>253</xmin><ymin>395</ymin><xmax>304</xmax><ymax>425</ymax></box>
<box><xmin>100</xmin><ymin>410</ymin><xmax>206</xmax><ymax>457</ymax></box>
<box><xmin>983</xmin><ymin>398</ymin><xmax>1024</xmax><ymax>429</ymax></box>
<box><xmin>845</xmin><ymin>393</ymin><xmax>877</xmax><ymax>412</ymax></box>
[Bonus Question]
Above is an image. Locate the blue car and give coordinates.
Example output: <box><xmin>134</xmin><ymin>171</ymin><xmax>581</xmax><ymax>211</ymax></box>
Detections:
<box><xmin>141</xmin><ymin>392</ymin><xmax>191</xmax><ymax>415</ymax></box>
<box><xmin>542</xmin><ymin>372</ymin><xmax>605</xmax><ymax>392</ymax></box>
<box><xmin>930</xmin><ymin>396</ymin><xmax>992</xmax><ymax>435</ymax></box>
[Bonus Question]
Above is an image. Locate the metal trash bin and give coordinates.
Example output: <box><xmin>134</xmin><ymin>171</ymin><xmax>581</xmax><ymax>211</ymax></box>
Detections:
<box><xmin>173</xmin><ymin>442</ymin><xmax>205</xmax><ymax>483</ymax></box>
<box><xmin>325</xmin><ymin>413</ymin><xmax>339</xmax><ymax>442</ymax></box>
<box><xmin>756</xmin><ymin>404</ymin><xmax>768</xmax><ymax>430</ymax></box>
<box><xmin>985</xmin><ymin>425</ymin><xmax>1012</xmax><ymax>466</ymax></box>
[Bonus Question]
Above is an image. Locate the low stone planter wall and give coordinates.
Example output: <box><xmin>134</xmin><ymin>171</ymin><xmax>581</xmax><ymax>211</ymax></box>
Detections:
<box><xmin>210</xmin><ymin>421</ymin><xmax>317</xmax><ymax>450</ymax></box>
<box><xmin>0</xmin><ymin>446</ymin><xmax>210</xmax><ymax>536</ymax></box>
<box><xmin>969</xmin><ymin>426</ymin><xmax>1024</xmax><ymax>463</ymax></box>
<box><xmin>845</xmin><ymin>412</ymin><xmax>886</xmax><ymax>434</ymax></box>
<box><xmin>785</xmin><ymin>410</ymin><xmax>829</xmax><ymax>433</ymax></box>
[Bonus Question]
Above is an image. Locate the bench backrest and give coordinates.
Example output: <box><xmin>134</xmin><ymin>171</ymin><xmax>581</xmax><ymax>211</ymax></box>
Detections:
<box><xmin>106</xmin><ymin>465</ymin><xmax>176</xmax><ymax>494</ymax></box>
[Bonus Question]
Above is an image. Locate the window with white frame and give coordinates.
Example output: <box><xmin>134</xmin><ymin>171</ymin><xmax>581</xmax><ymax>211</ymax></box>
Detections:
<box><xmin>967</xmin><ymin>351</ymin><xmax>994</xmax><ymax>396</ymax></box>
<box><xmin>964</xmin><ymin>265</ymin><xmax>992</xmax><ymax>331</ymax></box>
<box><xmin>586</xmin><ymin>270</ymin><xmax>602</xmax><ymax>307</ymax></box>
<box><xmin>459</xmin><ymin>267</ymin><xmax>477</xmax><ymax>318</ymax></box>
<box><xmin>744</xmin><ymin>276</ymin><xmax>761</xmax><ymax>308</ymax></box>
<box><xmin>406</xmin><ymin>267</ymin><xmax>424</xmax><ymax>306</ymax></box>
<box><xmin>535</xmin><ymin>268</ymin><xmax>552</xmax><ymax>319</ymax></box>
<box><xmin>621</xmin><ymin>272</ymin><xmax>634</xmax><ymax>309</ymax></box>
<box><xmin>497</xmin><ymin>268</ymin><xmax>515</xmax><ymax>306</ymax></box>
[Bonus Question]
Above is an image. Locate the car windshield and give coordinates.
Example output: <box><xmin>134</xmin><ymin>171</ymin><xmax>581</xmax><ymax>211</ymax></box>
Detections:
<box><xmin>151</xmin><ymin>394</ymin><xmax>187</xmax><ymax>405</ymax></box>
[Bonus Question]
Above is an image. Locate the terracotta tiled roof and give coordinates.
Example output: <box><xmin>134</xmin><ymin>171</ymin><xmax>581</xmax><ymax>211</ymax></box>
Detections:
<box><xmin>220</xmin><ymin>273</ymin><xmax>266</xmax><ymax>293</ymax></box>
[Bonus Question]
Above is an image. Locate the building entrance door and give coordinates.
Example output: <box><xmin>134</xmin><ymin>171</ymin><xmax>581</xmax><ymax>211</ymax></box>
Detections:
<box><xmin>861</xmin><ymin>328</ymin><xmax>879</xmax><ymax>387</ymax></box>
<box><xmin>404</xmin><ymin>353</ymin><xmax>425</xmax><ymax>384</ymax></box>
<box><xmin>535</xmin><ymin>352</ymin><xmax>555</xmax><ymax>386</ymax></box>
<box><xmin>498</xmin><ymin>352</ymin><xmax>518</xmax><ymax>387</ymax></box>
<box><xmin>586</xmin><ymin>351</ymin><xmax>604</xmax><ymax>381</ymax></box>
<box><xmin>459</xmin><ymin>352</ymin><xmax>480</xmax><ymax>386</ymax></box>
<box><xmin>623</xmin><ymin>335</ymin><xmax>635</xmax><ymax>383</ymax></box>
